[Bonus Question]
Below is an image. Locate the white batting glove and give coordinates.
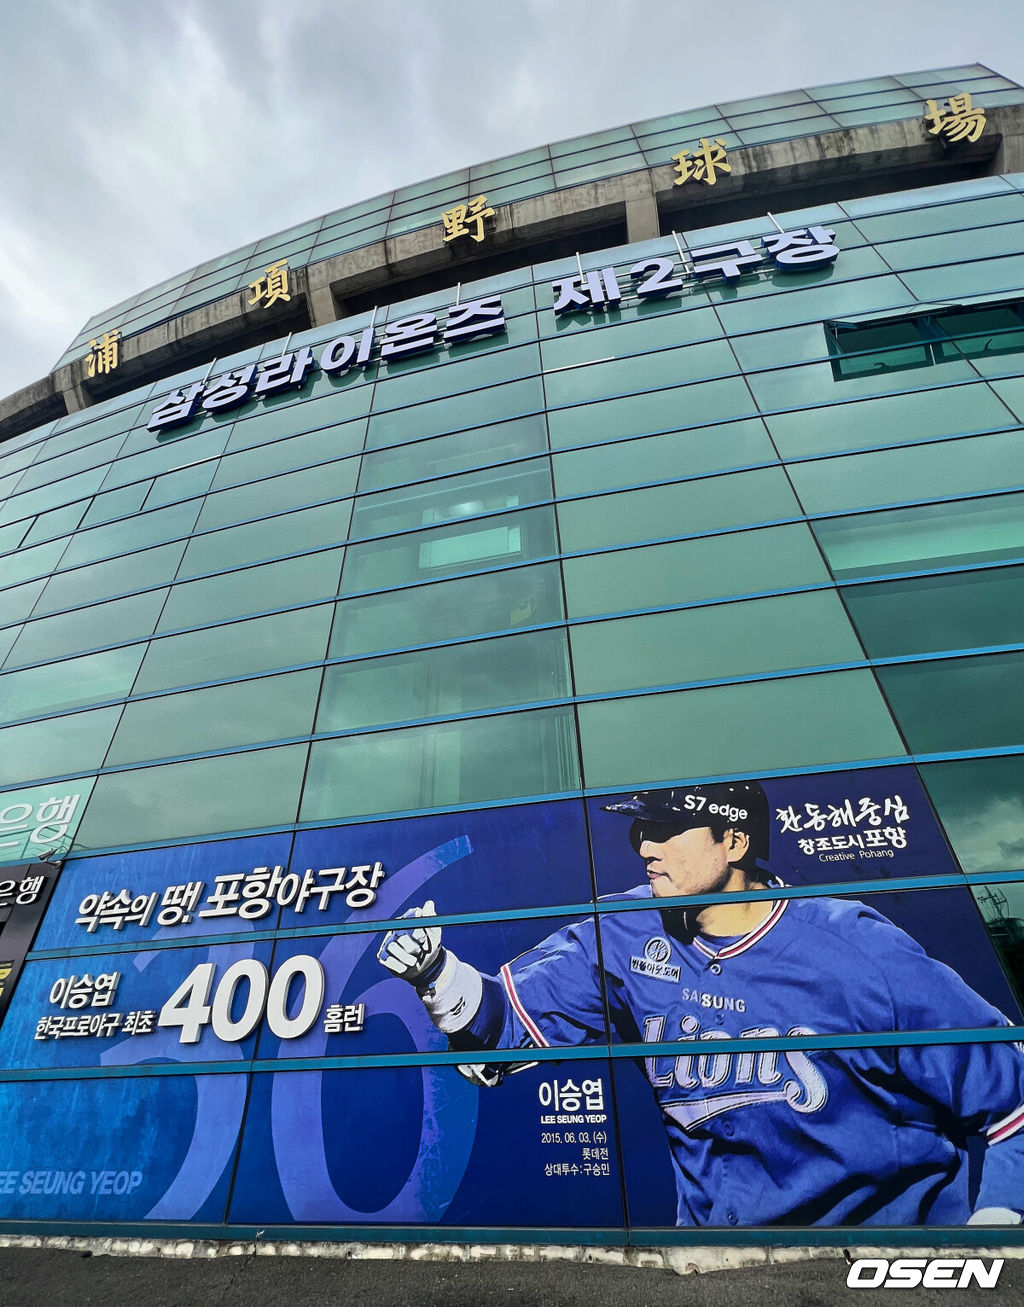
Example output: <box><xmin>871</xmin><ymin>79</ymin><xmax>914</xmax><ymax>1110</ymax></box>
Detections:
<box><xmin>377</xmin><ymin>900</ymin><xmax>444</xmax><ymax>988</ymax></box>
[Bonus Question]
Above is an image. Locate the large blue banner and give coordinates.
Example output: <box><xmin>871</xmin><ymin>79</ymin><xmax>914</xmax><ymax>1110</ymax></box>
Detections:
<box><xmin>0</xmin><ymin>767</ymin><xmax>1021</xmax><ymax>1230</ymax></box>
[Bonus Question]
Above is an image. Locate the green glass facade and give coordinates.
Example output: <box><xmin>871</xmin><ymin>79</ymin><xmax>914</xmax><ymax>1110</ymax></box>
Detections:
<box><xmin>2</xmin><ymin>66</ymin><xmax>1024</xmax><ymax>1242</ymax></box>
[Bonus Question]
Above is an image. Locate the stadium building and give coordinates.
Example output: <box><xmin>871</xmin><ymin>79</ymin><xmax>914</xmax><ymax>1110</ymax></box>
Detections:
<box><xmin>1</xmin><ymin>64</ymin><xmax>1024</xmax><ymax>1245</ymax></box>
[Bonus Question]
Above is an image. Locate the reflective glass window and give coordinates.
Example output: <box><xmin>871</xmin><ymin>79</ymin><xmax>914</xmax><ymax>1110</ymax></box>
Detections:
<box><xmin>921</xmin><ymin>755</ymin><xmax>1024</xmax><ymax>874</ymax></box>
<box><xmin>56</xmin><ymin>500</ymin><xmax>201</xmax><ymax>571</ymax></box>
<box><xmin>134</xmin><ymin>605</ymin><xmax>333</xmax><ymax>695</ymax></box>
<box><xmin>0</xmin><ymin>577</ymin><xmax>47</xmax><ymax>626</ymax></box>
<box><xmin>0</xmin><ymin>706</ymin><xmax>121</xmax><ymax>788</ymax></box>
<box><xmin>194</xmin><ymin>459</ymin><xmax>358</xmax><ymax>532</ymax></box>
<box><xmin>301</xmin><ymin>707</ymin><xmax>579</xmax><ymax>822</ymax></box>
<box><xmin>156</xmin><ymin>549</ymin><xmax>344</xmax><ymax>632</ymax></box>
<box><xmin>373</xmin><ymin>345</ymin><xmax>540</xmax><ymax>410</ymax></box>
<box><xmin>21</xmin><ymin>501</ymin><xmax>89</xmax><ymax>547</ymax></box>
<box><xmin>4</xmin><ymin>590</ymin><xmax>168</xmax><ymax>669</ymax></box>
<box><xmin>578</xmin><ymin>670</ymin><xmax>904</xmax><ymax>789</ymax></box>
<box><xmin>0</xmin><ymin>645</ymin><xmax>143</xmax><ymax>723</ymax></box>
<box><xmin>556</xmin><ymin>467</ymin><xmax>800</xmax><ymax>554</ymax></box>
<box><xmin>878</xmin><ymin>651</ymin><xmax>1024</xmax><ymax>753</ymax></box>
<box><xmin>105</xmin><ymin>669</ymin><xmax>321</xmax><ymax>766</ymax></box>
<box><xmin>842</xmin><ymin>566</ymin><xmax>1024</xmax><ymax>658</ymax></box>
<box><xmin>331</xmin><ymin>562</ymin><xmax>563</xmax><ymax>659</ymax></box>
<box><xmin>76</xmin><ymin>744</ymin><xmax>308</xmax><ymax>849</ymax></box>
<box><xmin>561</xmin><ymin>523</ymin><xmax>830</xmax><ymax>620</ymax></box>
<box><xmin>349</xmin><ymin>461</ymin><xmax>551</xmax><ymax>541</ymax></box>
<box><xmin>552</xmin><ymin>418</ymin><xmax>777</xmax><ymax>498</ymax></box>
<box><xmin>209</xmin><ymin>420</ymin><xmax>364</xmax><ymax>491</ymax></box>
<box><xmin>570</xmin><ymin>590</ymin><xmax>862</xmax><ymax>695</ymax></box>
<box><xmin>546</xmin><ymin>378</ymin><xmax>756</xmax><ymax>450</ymax></box>
<box><xmin>339</xmin><ymin>506</ymin><xmax>557</xmax><ymax>594</ymax></box>
<box><xmin>365</xmin><ymin>378</ymin><xmax>544</xmax><ymax>450</ymax></box>
<box><xmin>812</xmin><ymin>493</ymin><xmax>1024</xmax><ymax>580</ymax></box>
<box><xmin>33</xmin><ymin>542</ymin><xmax>187</xmax><ymax>617</ymax></box>
<box><xmin>789</xmin><ymin>430</ymin><xmax>1024</xmax><ymax>516</ymax></box>
<box><xmin>764</xmin><ymin>382</ymin><xmax>1013</xmax><ymax>461</ymax></box>
<box><xmin>356</xmin><ymin>415</ymin><xmax>548</xmax><ymax>493</ymax></box>
<box><xmin>179</xmin><ymin>501</ymin><xmax>352</xmax><ymax>577</ymax></box>
<box><xmin>540</xmin><ymin>305</ymin><xmax>721</xmax><ymax>372</ymax></box>
<box><xmin>0</xmin><ymin>538</ymin><xmax>68</xmax><ymax>589</ymax></box>
<box><xmin>544</xmin><ymin>340</ymin><xmax>737</xmax><ymax>408</ymax></box>
<box><xmin>318</xmin><ymin>629</ymin><xmax>570</xmax><ymax>732</ymax></box>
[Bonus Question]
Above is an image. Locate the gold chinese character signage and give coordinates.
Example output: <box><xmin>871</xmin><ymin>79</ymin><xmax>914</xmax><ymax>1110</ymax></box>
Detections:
<box><xmin>247</xmin><ymin>258</ymin><xmax>291</xmax><ymax>309</ymax></box>
<box><xmin>671</xmin><ymin>137</ymin><xmax>732</xmax><ymax>187</ymax></box>
<box><xmin>441</xmin><ymin>194</ymin><xmax>495</xmax><ymax>244</ymax></box>
<box><xmin>85</xmin><ymin>329</ymin><xmax>121</xmax><ymax>378</ymax></box>
<box><xmin>924</xmin><ymin>92</ymin><xmax>986</xmax><ymax>144</ymax></box>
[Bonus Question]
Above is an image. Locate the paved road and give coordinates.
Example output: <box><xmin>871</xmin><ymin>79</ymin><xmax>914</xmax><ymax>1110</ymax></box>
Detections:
<box><xmin>0</xmin><ymin>1247</ymin><xmax>1021</xmax><ymax>1307</ymax></box>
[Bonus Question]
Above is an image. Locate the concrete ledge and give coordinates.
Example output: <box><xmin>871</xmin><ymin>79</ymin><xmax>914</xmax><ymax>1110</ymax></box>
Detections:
<box><xmin>0</xmin><ymin>1232</ymin><xmax>1022</xmax><ymax>1276</ymax></box>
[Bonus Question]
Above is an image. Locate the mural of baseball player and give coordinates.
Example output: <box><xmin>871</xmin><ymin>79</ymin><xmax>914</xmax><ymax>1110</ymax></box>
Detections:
<box><xmin>379</xmin><ymin>780</ymin><xmax>1024</xmax><ymax>1227</ymax></box>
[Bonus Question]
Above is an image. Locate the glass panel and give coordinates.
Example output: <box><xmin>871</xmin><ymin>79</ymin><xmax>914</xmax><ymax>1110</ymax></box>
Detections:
<box><xmin>16</xmin><ymin>434</ymin><xmax>125</xmax><ymax>496</ymax></box>
<box><xmin>921</xmin><ymin>755</ymin><xmax>1024</xmax><ymax>873</ymax></box>
<box><xmin>178</xmin><ymin>501</ymin><xmax>352</xmax><ymax>577</ymax></box>
<box><xmin>0</xmin><ymin>645</ymin><xmax>143</xmax><ymax>722</ymax></box>
<box><xmin>134</xmin><ymin>604</ymin><xmax>333</xmax><ymax>695</ymax></box>
<box><xmin>764</xmin><ymin>382</ymin><xmax>1012</xmax><ymax>461</ymax></box>
<box><xmin>562</xmin><ymin>523</ymin><xmax>830</xmax><ymax>619</ymax></box>
<box><xmin>194</xmin><ymin>459</ymin><xmax>358</xmax><ymax>532</ymax></box>
<box><xmin>224</xmin><ymin>392</ymin><xmax>371</xmax><ymax>451</ymax></box>
<box><xmin>789</xmin><ymin>429</ymin><xmax>1024</xmax><ymax>516</ymax></box>
<box><xmin>33</xmin><ymin>542</ymin><xmax>187</xmax><ymax>617</ymax></box>
<box><xmin>812</xmin><ymin>493</ymin><xmax>1024</xmax><ymax>580</ymax></box>
<box><xmin>4</xmin><ymin>590</ymin><xmax>168</xmax><ymax>669</ymax></box>
<box><xmin>878</xmin><ymin>651</ymin><xmax>1024</xmax><ymax>753</ymax></box>
<box><xmin>843</xmin><ymin>566</ymin><xmax>1024</xmax><ymax>658</ymax></box>
<box><xmin>546</xmin><ymin>378</ymin><xmax>756</xmax><ymax>450</ymax></box>
<box><xmin>56</xmin><ymin>500</ymin><xmax>201</xmax><ymax>571</ymax></box>
<box><xmin>0</xmin><ymin>577</ymin><xmax>47</xmax><ymax>626</ymax></box>
<box><xmin>881</xmin><ymin>224</ymin><xmax>1024</xmax><ymax>273</ymax></box>
<box><xmin>544</xmin><ymin>340</ymin><xmax>737</xmax><ymax>408</ymax></box>
<box><xmin>552</xmin><ymin>418</ymin><xmax>777</xmax><ymax>498</ymax></box>
<box><xmin>318</xmin><ymin>629</ymin><xmax>569</xmax><ymax>732</ymax></box>
<box><xmin>75</xmin><ymin>744</ymin><xmax>307</xmax><ymax>849</ymax></box>
<box><xmin>556</xmin><ymin>467</ymin><xmax>800</xmax><ymax>554</ymax></box>
<box><xmin>349</xmin><ymin>460</ymin><xmax>551</xmax><ymax>541</ymax></box>
<box><xmin>0</xmin><ymin>706</ymin><xmax>121</xmax><ymax>788</ymax></box>
<box><xmin>540</xmin><ymin>305</ymin><xmax>721</xmax><ymax>371</ymax></box>
<box><xmin>209</xmin><ymin>420</ymin><xmax>364</xmax><ymax>490</ymax></box>
<box><xmin>98</xmin><ymin>427</ymin><xmax>232</xmax><ymax>493</ymax></box>
<box><xmin>0</xmin><ymin>538</ymin><xmax>68</xmax><ymax>589</ymax></box>
<box><xmin>853</xmin><ymin>194</ymin><xmax>1024</xmax><ymax>243</ymax></box>
<box><xmin>902</xmin><ymin>255</ymin><xmax>1024</xmax><ymax>302</ymax></box>
<box><xmin>578</xmin><ymin>670</ymin><xmax>905</xmax><ymax>789</ymax></box>
<box><xmin>301</xmin><ymin>707</ymin><xmax>579</xmax><ymax>821</ymax></box>
<box><xmin>365</xmin><ymin>378</ymin><xmax>544</xmax><ymax>450</ymax></box>
<box><xmin>340</xmin><ymin>506</ymin><xmax>557</xmax><ymax>594</ymax></box>
<box><xmin>80</xmin><ymin>483</ymin><xmax>151</xmax><ymax>527</ymax></box>
<box><xmin>331</xmin><ymin>562</ymin><xmax>563</xmax><ymax>658</ymax></box>
<box><xmin>356</xmin><ymin>415</ymin><xmax>547</xmax><ymax>492</ymax></box>
<box><xmin>376</xmin><ymin>346</ymin><xmax>539</xmax><ymax>410</ymax></box>
<box><xmin>570</xmin><ymin>590</ymin><xmax>862</xmax><ymax>695</ymax></box>
<box><xmin>105</xmin><ymin>669</ymin><xmax>321</xmax><ymax>765</ymax></box>
<box><xmin>20</xmin><ymin>500</ymin><xmax>88</xmax><ymax>547</ymax></box>
<box><xmin>156</xmin><ymin>549</ymin><xmax>344</xmax><ymax>632</ymax></box>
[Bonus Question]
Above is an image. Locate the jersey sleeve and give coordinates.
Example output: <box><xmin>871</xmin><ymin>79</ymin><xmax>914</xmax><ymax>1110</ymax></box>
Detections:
<box><xmin>873</xmin><ymin>916</ymin><xmax>1024</xmax><ymax>1217</ymax></box>
<box><xmin>452</xmin><ymin>917</ymin><xmax>606</xmax><ymax>1053</ymax></box>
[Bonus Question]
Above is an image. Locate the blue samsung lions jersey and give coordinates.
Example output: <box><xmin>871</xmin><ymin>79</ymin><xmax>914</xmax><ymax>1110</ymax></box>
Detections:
<box><xmin>461</xmin><ymin>890</ymin><xmax>1024</xmax><ymax>1226</ymax></box>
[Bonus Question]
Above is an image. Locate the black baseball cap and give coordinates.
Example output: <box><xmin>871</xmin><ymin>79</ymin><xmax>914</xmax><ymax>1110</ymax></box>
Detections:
<box><xmin>602</xmin><ymin>782</ymin><xmax>770</xmax><ymax>863</ymax></box>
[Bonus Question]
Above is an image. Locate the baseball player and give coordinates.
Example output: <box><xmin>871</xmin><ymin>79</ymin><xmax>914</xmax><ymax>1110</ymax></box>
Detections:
<box><xmin>379</xmin><ymin>781</ymin><xmax>1024</xmax><ymax>1227</ymax></box>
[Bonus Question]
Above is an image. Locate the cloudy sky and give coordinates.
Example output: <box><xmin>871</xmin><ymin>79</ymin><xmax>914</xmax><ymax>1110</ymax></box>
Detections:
<box><xmin>2</xmin><ymin>0</ymin><xmax>1023</xmax><ymax>400</ymax></box>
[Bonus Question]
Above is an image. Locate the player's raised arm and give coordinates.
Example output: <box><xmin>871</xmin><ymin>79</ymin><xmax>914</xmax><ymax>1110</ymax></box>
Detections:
<box><xmin>378</xmin><ymin>901</ymin><xmax>499</xmax><ymax>1039</ymax></box>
